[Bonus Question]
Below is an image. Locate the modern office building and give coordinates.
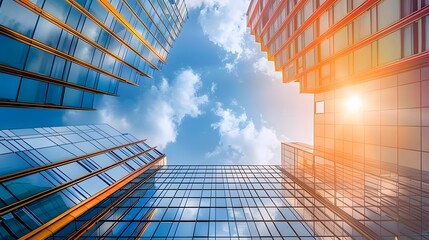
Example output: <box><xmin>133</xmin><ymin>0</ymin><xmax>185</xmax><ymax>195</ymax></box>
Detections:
<box><xmin>0</xmin><ymin>124</ymin><xmax>165</xmax><ymax>239</ymax></box>
<box><xmin>0</xmin><ymin>124</ymin><xmax>371</xmax><ymax>239</ymax></box>
<box><xmin>0</xmin><ymin>0</ymin><xmax>187</xmax><ymax>110</ymax></box>
<box><xmin>248</xmin><ymin>0</ymin><xmax>429</xmax><ymax>239</ymax></box>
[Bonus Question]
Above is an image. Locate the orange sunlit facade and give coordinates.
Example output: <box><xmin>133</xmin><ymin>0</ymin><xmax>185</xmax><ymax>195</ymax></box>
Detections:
<box><xmin>248</xmin><ymin>0</ymin><xmax>429</xmax><ymax>238</ymax></box>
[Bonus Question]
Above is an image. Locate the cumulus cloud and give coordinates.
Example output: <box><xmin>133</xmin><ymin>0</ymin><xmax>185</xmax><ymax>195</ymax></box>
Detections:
<box><xmin>210</xmin><ymin>82</ymin><xmax>217</xmax><ymax>93</ymax></box>
<box><xmin>253</xmin><ymin>57</ymin><xmax>282</xmax><ymax>81</ymax></box>
<box><xmin>207</xmin><ymin>103</ymin><xmax>281</xmax><ymax>164</ymax></box>
<box><xmin>65</xmin><ymin>69</ymin><xmax>208</xmax><ymax>150</ymax></box>
<box><xmin>187</xmin><ymin>0</ymin><xmax>251</xmax><ymax>59</ymax></box>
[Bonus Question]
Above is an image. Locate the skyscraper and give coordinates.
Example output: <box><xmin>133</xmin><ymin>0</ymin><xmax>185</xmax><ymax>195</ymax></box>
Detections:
<box><xmin>248</xmin><ymin>0</ymin><xmax>429</xmax><ymax>238</ymax></box>
<box><xmin>0</xmin><ymin>124</ymin><xmax>165</xmax><ymax>239</ymax></box>
<box><xmin>0</xmin><ymin>0</ymin><xmax>187</xmax><ymax>110</ymax></box>
<box><xmin>1</xmin><ymin>125</ymin><xmax>370</xmax><ymax>239</ymax></box>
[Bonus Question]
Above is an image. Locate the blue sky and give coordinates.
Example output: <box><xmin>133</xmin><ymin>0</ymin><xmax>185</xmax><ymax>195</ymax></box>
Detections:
<box><xmin>0</xmin><ymin>0</ymin><xmax>313</xmax><ymax>165</ymax></box>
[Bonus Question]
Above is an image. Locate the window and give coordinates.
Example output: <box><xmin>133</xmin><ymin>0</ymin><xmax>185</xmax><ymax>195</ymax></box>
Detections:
<box><xmin>0</xmin><ymin>73</ymin><xmax>20</xmax><ymax>102</ymax></box>
<box><xmin>17</xmin><ymin>78</ymin><xmax>48</xmax><ymax>104</ymax></box>
<box><xmin>24</xmin><ymin>47</ymin><xmax>54</xmax><ymax>76</ymax></box>
<box><xmin>62</xmin><ymin>87</ymin><xmax>83</xmax><ymax>107</ymax></box>
<box><xmin>334</xmin><ymin>26</ymin><xmax>349</xmax><ymax>53</ymax></box>
<box><xmin>353</xmin><ymin>10</ymin><xmax>371</xmax><ymax>42</ymax></box>
<box><xmin>33</xmin><ymin>17</ymin><xmax>62</xmax><ymax>48</ymax></box>
<box><xmin>315</xmin><ymin>101</ymin><xmax>325</xmax><ymax>114</ymax></box>
<box><xmin>377</xmin><ymin>0</ymin><xmax>400</xmax><ymax>30</ymax></box>
<box><xmin>353</xmin><ymin>44</ymin><xmax>372</xmax><ymax>74</ymax></box>
<box><xmin>0</xmin><ymin>35</ymin><xmax>29</xmax><ymax>69</ymax></box>
<box><xmin>333</xmin><ymin>0</ymin><xmax>347</xmax><ymax>24</ymax></box>
<box><xmin>378</xmin><ymin>30</ymin><xmax>401</xmax><ymax>65</ymax></box>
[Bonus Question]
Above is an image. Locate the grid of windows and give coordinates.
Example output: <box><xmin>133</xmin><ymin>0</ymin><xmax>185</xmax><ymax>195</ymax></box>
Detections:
<box><xmin>0</xmin><ymin>124</ymin><xmax>163</xmax><ymax>239</ymax></box>
<box><xmin>51</xmin><ymin>165</ymin><xmax>363</xmax><ymax>239</ymax></box>
<box><xmin>0</xmin><ymin>0</ymin><xmax>187</xmax><ymax>109</ymax></box>
<box><xmin>247</xmin><ymin>0</ymin><xmax>429</xmax><ymax>93</ymax></box>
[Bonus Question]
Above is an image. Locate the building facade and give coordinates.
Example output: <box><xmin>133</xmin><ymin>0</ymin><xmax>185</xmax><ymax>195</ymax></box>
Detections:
<box><xmin>0</xmin><ymin>124</ymin><xmax>165</xmax><ymax>239</ymax></box>
<box><xmin>0</xmin><ymin>0</ymin><xmax>187</xmax><ymax>110</ymax></box>
<box><xmin>248</xmin><ymin>0</ymin><xmax>429</xmax><ymax>239</ymax></box>
<box><xmin>28</xmin><ymin>165</ymin><xmax>368</xmax><ymax>239</ymax></box>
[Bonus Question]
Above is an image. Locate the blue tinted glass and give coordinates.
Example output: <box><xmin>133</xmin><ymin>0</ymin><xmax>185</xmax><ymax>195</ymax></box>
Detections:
<box><xmin>67</xmin><ymin>63</ymin><xmax>88</xmax><ymax>86</ymax></box>
<box><xmin>0</xmin><ymin>152</ymin><xmax>32</xmax><ymax>176</ymax></box>
<box><xmin>37</xmin><ymin>145</ymin><xmax>74</xmax><ymax>163</ymax></box>
<box><xmin>50</xmin><ymin>57</ymin><xmax>66</xmax><ymax>79</ymax></box>
<box><xmin>85</xmin><ymin>70</ymin><xmax>97</xmax><ymax>88</ymax></box>
<box><xmin>57</xmin><ymin>162</ymin><xmax>90</xmax><ymax>180</ymax></box>
<box><xmin>78</xmin><ymin>176</ymin><xmax>108</xmax><ymax>195</ymax></box>
<box><xmin>65</xmin><ymin>7</ymin><xmax>82</xmax><ymax>29</ymax></box>
<box><xmin>62</xmin><ymin>87</ymin><xmax>83</xmax><ymax>107</ymax></box>
<box><xmin>0</xmin><ymin>73</ymin><xmax>20</xmax><ymax>102</ymax></box>
<box><xmin>24</xmin><ymin>47</ymin><xmax>54</xmax><ymax>76</ymax></box>
<box><xmin>82</xmin><ymin>91</ymin><xmax>94</xmax><ymax>108</ymax></box>
<box><xmin>27</xmin><ymin>191</ymin><xmax>77</xmax><ymax>224</ymax></box>
<box><xmin>1</xmin><ymin>213</ymin><xmax>29</xmax><ymax>238</ymax></box>
<box><xmin>45</xmin><ymin>84</ymin><xmax>64</xmax><ymax>106</ymax></box>
<box><xmin>0</xmin><ymin>224</ymin><xmax>15</xmax><ymax>239</ymax></box>
<box><xmin>24</xmin><ymin>137</ymin><xmax>56</xmax><ymax>149</ymax></box>
<box><xmin>74</xmin><ymin>40</ymin><xmax>95</xmax><ymax>63</ymax></box>
<box><xmin>32</xmin><ymin>17</ymin><xmax>62</xmax><ymax>48</ymax></box>
<box><xmin>0</xmin><ymin>184</ymin><xmax>17</xmax><ymax>206</ymax></box>
<box><xmin>81</xmin><ymin>18</ymin><xmax>100</xmax><ymax>41</ymax></box>
<box><xmin>96</xmin><ymin>74</ymin><xmax>111</xmax><ymax>92</ymax></box>
<box><xmin>57</xmin><ymin>31</ymin><xmax>74</xmax><ymax>53</ymax></box>
<box><xmin>154</xmin><ymin>222</ymin><xmax>172</xmax><ymax>237</ymax></box>
<box><xmin>17</xmin><ymin>78</ymin><xmax>48</xmax><ymax>104</ymax></box>
<box><xmin>0</xmin><ymin>35</ymin><xmax>29</xmax><ymax>69</ymax></box>
<box><xmin>42</xmin><ymin>0</ymin><xmax>71</xmax><ymax>22</ymax></box>
<box><xmin>4</xmin><ymin>172</ymin><xmax>54</xmax><ymax>200</ymax></box>
<box><xmin>0</xmin><ymin>0</ymin><xmax>38</xmax><ymax>37</ymax></box>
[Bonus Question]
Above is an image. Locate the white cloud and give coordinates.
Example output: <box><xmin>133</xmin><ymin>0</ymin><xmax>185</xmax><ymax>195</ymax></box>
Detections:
<box><xmin>207</xmin><ymin>103</ymin><xmax>281</xmax><ymax>164</ymax></box>
<box><xmin>65</xmin><ymin>69</ymin><xmax>208</xmax><ymax>150</ymax></box>
<box><xmin>253</xmin><ymin>57</ymin><xmax>282</xmax><ymax>81</ymax></box>
<box><xmin>187</xmin><ymin>0</ymin><xmax>251</xmax><ymax>59</ymax></box>
<box><xmin>225</xmin><ymin>63</ymin><xmax>234</xmax><ymax>72</ymax></box>
<box><xmin>210</xmin><ymin>82</ymin><xmax>217</xmax><ymax>93</ymax></box>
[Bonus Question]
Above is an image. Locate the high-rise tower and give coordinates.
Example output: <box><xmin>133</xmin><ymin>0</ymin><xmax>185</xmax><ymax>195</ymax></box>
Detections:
<box><xmin>0</xmin><ymin>0</ymin><xmax>187</xmax><ymax>110</ymax></box>
<box><xmin>248</xmin><ymin>0</ymin><xmax>429</xmax><ymax>238</ymax></box>
<box><xmin>0</xmin><ymin>124</ymin><xmax>165</xmax><ymax>239</ymax></box>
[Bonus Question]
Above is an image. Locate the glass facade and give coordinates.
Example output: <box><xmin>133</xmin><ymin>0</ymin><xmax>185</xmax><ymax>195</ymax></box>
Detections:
<box><xmin>249</xmin><ymin>0</ymin><xmax>429</xmax><ymax>239</ymax></box>
<box><xmin>0</xmin><ymin>124</ymin><xmax>165</xmax><ymax>239</ymax></box>
<box><xmin>0</xmin><ymin>0</ymin><xmax>187</xmax><ymax>109</ymax></box>
<box><xmin>247</xmin><ymin>0</ymin><xmax>429</xmax><ymax>93</ymax></box>
<box><xmin>50</xmin><ymin>165</ymin><xmax>365</xmax><ymax>239</ymax></box>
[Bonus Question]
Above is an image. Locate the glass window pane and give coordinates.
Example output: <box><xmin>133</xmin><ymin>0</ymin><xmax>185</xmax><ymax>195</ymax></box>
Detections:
<box><xmin>0</xmin><ymin>35</ymin><xmax>29</xmax><ymax>69</ymax></box>
<box><xmin>4</xmin><ymin>172</ymin><xmax>54</xmax><ymax>200</ymax></box>
<box><xmin>46</xmin><ymin>84</ymin><xmax>64</xmax><ymax>106</ymax></box>
<box><xmin>67</xmin><ymin>63</ymin><xmax>88</xmax><ymax>86</ymax></box>
<box><xmin>0</xmin><ymin>152</ymin><xmax>32</xmax><ymax>176</ymax></box>
<box><xmin>42</xmin><ymin>0</ymin><xmax>71</xmax><ymax>22</ymax></box>
<box><xmin>24</xmin><ymin>47</ymin><xmax>54</xmax><ymax>76</ymax></box>
<box><xmin>17</xmin><ymin>78</ymin><xmax>48</xmax><ymax>104</ymax></box>
<box><xmin>62</xmin><ymin>87</ymin><xmax>83</xmax><ymax>107</ymax></box>
<box><xmin>32</xmin><ymin>17</ymin><xmax>62</xmax><ymax>48</ymax></box>
<box><xmin>377</xmin><ymin>0</ymin><xmax>400</xmax><ymax>30</ymax></box>
<box><xmin>0</xmin><ymin>73</ymin><xmax>20</xmax><ymax>102</ymax></box>
<box><xmin>0</xmin><ymin>0</ymin><xmax>38</xmax><ymax>37</ymax></box>
<box><xmin>378</xmin><ymin>30</ymin><xmax>401</xmax><ymax>65</ymax></box>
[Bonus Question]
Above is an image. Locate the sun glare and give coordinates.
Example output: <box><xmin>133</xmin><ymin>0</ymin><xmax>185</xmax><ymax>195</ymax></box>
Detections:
<box><xmin>346</xmin><ymin>95</ymin><xmax>362</xmax><ymax>113</ymax></box>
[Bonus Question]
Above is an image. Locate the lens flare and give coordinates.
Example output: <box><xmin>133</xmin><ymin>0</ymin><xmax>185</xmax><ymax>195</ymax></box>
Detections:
<box><xmin>346</xmin><ymin>95</ymin><xmax>362</xmax><ymax>113</ymax></box>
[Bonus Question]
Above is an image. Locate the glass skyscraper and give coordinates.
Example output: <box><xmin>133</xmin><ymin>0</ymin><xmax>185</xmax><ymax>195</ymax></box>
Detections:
<box><xmin>0</xmin><ymin>0</ymin><xmax>187</xmax><ymax>110</ymax></box>
<box><xmin>0</xmin><ymin>125</ymin><xmax>377</xmax><ymax>239</ymax></box>
<box><xmin>0</xmin><ymin>124</ymin><xmax>165</xmax><ymax>239</ymax></box>
<box><xmin>248</xmin><ymin>0</ymin><xmax>429</xmax><ymax>239</ymax></box>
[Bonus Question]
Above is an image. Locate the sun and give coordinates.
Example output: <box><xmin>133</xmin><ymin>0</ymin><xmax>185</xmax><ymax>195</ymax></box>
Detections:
<box><xmin>346</xmin><ymin>95</ymin><xmax>362</xmax><ymax>113</ymax></box>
